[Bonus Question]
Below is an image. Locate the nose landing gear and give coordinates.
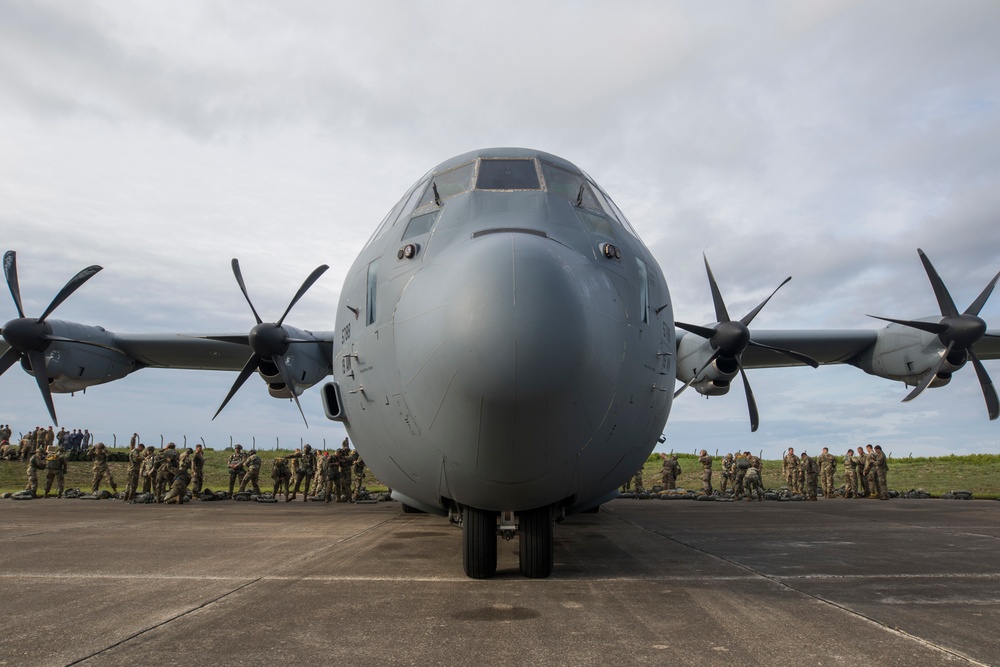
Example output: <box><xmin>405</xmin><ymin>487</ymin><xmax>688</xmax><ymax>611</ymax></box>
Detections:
<box><xmin>460</xmin><ymin>505</ymin><xmax>555</xmax><ymax>579</ymax></box>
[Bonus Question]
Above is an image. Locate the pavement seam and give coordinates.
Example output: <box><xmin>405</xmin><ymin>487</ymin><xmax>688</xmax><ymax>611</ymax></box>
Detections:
<box><xmin>608</xmin><ymin>511</ymin><xmax>991</xmax><ymax>666</ymax></box>
<box><xmin>62</xmin><ymin>576</ymin><xmax>263</xmax><ymax>667</ymax></box>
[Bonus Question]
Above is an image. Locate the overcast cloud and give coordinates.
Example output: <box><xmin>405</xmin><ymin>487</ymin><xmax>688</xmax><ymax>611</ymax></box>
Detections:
<box><xmin>1</xmin><ymin>0</ymin><xmax>998</xmax><ymax>457</ymax></box>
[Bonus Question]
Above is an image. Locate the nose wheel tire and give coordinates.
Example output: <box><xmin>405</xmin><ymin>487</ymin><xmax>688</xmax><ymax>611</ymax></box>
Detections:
<box><xmin>518</xmin><ymin>506</ymin><xmax>554</xmax><ymax>578</ymax></box>
<box><xmin>462</xmin><ymin>506</ymin><xmax>498</xmax><ymax>579</ymax></box>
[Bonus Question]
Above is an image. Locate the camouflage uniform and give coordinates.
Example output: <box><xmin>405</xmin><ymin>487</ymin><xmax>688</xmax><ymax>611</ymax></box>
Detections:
<box><xmin>337</xmin><ymin>446</ymin><xmax>355</xmax><ymax>502</ymax></box>
<box><xmin>271</xmin><ymin>457</ymin><xmax>291</xmax><ymax>500</ymax></box>
<box><xmin>191</xmin><ymin>446</ymin><xmax>205</xmax><ymax>495</ymax></box>
<box><xmin>632</xmin><ymin>469</ymin><xmax>645</xmax><ymax>493</ymax></box>
<box><xmin>353</xmin><ymin>457</ymin><xmax>367</xmax><ymax>497</ymax></box>
<box><xmin>239</xmin><ymin>451</ymin><xmax>263</xmax><ymax>494</ymax></box>
<box><xmin>44</xmin><ymin>447</ymin><xmax>67</xmax><ymax>497</ymax></box>
<box><xmin>864</xmin><ymin>447</ymin><xmax>879</xmax><ymax>498</ymax></box>
<box><xmin>155</xmin><ymin>445</ymin><xmax>180</xmax><ymax>501</ymax></box>
<box><xmin>124</xmin><ymin>444</ymin><xmax>145</xmax><ymax>501</ymax></box>
<box><xmin>26</xmin><ymin>449</ymin><xmax>46</xmax><ymax>496</ymax></box>
<box><xmin>163</xmin><ymin>467</ymin><xmax>192</xmax><ymax>504</ymax></box>
<box><xmin>744</xmin><ymin>459</ymin><xmax>763</xmax><ymax>501</ymax></box>
<box><xmin>719</xmin><ymin>453</ymin><xmax>734</xmax><ymax>494</ymax></box>
<box><xmin>842</xmin><ymin>451</ymin><xmax>857</xmax><ymax>498</ymax></box>
<box><xmin>290</xmin><ymin>444</ymin><xmax>317</xmax><ymax>501</ymax></box>
<box><xmin>139</xmin><ymin>447</ymin><xmax>156</xmax><ymax>494</ymax></box>
<box><xmin>227</xmin><ymin>446</ymin><xmax>247</xmax><ymax>496</ymax></box>
<box><xmin>873</xmin><ymin>446</ymin><xmax>889</xmax><ymax>500</ymax></box>
<box><xmin>855</xmin><ymin>450</ymin><xmax>870</xmax><ymax>498</ymax></box>
<box><xmin>817</xmin><ymin>450</ymin><xmax>837</xmax><ymax>498</ymax></box>
<box><xmin>698</xmin><ymin>451</ymin><xmax>713</xmax><ymax>495</ymax></box>
<box><xmin>800</xmin><ymin>453</ymin><xmax>818</xmax><ymax>500</ymax></box>
<box><xmin>88</xmin><ymin>443</ymin><xmax>118</xmax><ymax>494</ymax></box>
<box><xmin>733</xmin><ymin>453</ymin><xmax>751</xmax><ymax>499</ymax></box>
<box><xmin>660</xmin><ymin>455</ymin><xmax>681</xmax><ymax>490</ymax></box>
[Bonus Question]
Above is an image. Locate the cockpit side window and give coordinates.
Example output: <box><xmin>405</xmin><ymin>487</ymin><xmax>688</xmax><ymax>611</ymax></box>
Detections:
<box><xmin>476</xmin><ymin>159</ymin><xmax>541</xmax><ymax>190</ymax></box>
<box><xmin>401</xmin><ymin>211</ymin><xmax>439</xmax><ymax>241</ymax></box>
<box><xmin>540</xmin><ymin>162</ymin><xmax>601</xmax><ymax>211</ymax></box>
<box><xmin>416</xmin><ymin>162</ymin><xmax>475</xmax><ymax>209</ymax></box>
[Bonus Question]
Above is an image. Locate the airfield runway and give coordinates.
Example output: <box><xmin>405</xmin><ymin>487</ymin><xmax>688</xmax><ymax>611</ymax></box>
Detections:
<box><xmin>0</xmin><ymin>498</ymin><xmax>997</xmax><ymax>667</ymax></box>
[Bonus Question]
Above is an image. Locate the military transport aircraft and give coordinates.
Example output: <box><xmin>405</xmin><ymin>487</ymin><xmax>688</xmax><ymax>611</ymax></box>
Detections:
<box><xmin>2</xmin><ymin>147</ymin><xmax>999</xmax><ymax>579</ymax></box>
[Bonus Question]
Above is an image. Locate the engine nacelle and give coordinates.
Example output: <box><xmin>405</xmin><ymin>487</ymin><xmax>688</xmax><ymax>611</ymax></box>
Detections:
<box><xmin>676</xmin><ymin>332</ymin><xmax>739</xmax><ymax>395</ymax></box>
<box><xmin>256</xmin><ymin>325</ymin><xmax>332</xmax><ymax>399</ymax></box>
<box><xmin>24</xmin><ymin>321</ymin><xmax>136</xmax><ymax>393</ymax></box>
<box><xmin>852</xmin><ymin>320</ymin><xmax>960</xmax><ymax>387</ymax></box>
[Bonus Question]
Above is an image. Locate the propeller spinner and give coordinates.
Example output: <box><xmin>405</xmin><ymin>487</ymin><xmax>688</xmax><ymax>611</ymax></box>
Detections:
<box><xmin>1</xmin><ymin>250</ymin><xmax>103</xmax><ymax>426</ymax></box>
<box><xmin>211</xmin><ymin>259</ymin><xmax>329</xmax><ymax>426</ymax></box>
<box><xmin>674</xmin><ymin>254</ymin><xmax>819</xmax><ymax>432</ymax></box>
<box><xmin>868</xmin><ymin>248</ymin><xmax>1000</xmax><ymax>420</ymax></box>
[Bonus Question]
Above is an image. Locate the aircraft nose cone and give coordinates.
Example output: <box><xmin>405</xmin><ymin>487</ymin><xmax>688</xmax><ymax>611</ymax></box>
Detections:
<box><xmin>394</xmin><ymin>231</ymin><xmax>627</xmax><ymax>503</ymax></box>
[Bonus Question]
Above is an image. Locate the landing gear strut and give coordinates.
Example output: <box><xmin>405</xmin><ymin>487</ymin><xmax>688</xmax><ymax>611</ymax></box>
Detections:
<box><xmin>461</xmin><ymin>506</ymin><xmax>497</xmax><ymax>579</ymax></box>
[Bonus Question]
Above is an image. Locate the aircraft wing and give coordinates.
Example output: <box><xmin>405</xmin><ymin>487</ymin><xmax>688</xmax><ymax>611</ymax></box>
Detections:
<box><xmin>739</xmin><ymin>329</ymin><xmax>879</xmax><ymax>369</ymax></box>
<box><xmin>114</xmin><ymin>333</ymin><xmax>254</xmax><ymax>371</ymax></box>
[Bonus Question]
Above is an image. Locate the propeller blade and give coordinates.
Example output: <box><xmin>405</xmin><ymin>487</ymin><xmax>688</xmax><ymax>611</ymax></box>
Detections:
<box><xmin>867</xmin><ymin>315</ymin><xmax>948</xmax><ymax>335</ymax></box>
<box><xmin>740</xmin><ymin>277</ymin><xmax>792</xmax><ymax>327</ymax></box>
<box><xmin>0</xmin><ymin>346</ymin><xmax>20</xmax><ymax>378</ymax></box>
<box><xmin>917</xmin><ymin>249</ymin><xmax>959</xmax><ymax>318</ymax></box>
<box><xmin>738</xmin><ymin>364</ymin><xmax>759</xmax><ymax>432</ymax></box>
<box><xmin>212</xmin><ymin>354</ymin><xmax>261</xmax><ymax>420</ymax></box>
<box><xmin>25</xmin><ymin>348</ymin><xmax>58</xmax><ymax>426</ymax></box>
<box><xmin>231</xmin><ymin>259</ymin><xmax>264</xmax><ymax>325</ymax></box>
<box><xmin>271</xmin><ymin>353</ymin><xmax>308</xmax><ymax>427</ymax></box>
<box><xmin>964</xmin><ymin>269</ymin><xmax>1000</xmax><ymax>317</ymax></box>
<box><xmin>902</xmin><ymin>341</ymin><xmax>953</xmax><ymax>403</ymax></box>
<box><xmin>38</xmin><ymin>265</ymin><xmax>103</xmax><ymax>322</ymax></box>
<box><xmin>276</xmin><ymin>264</ymin><xmax>329</xmax><ymax>327</ymax></box>
<box><xmin>674</xmin><ymin>321</ymin><xmax>717</xmax><ymax>340</ymax></box>
<box><xmin>703</xmin><ymin>255</ymin><xmax>730</xmax><ymax>323</ymax></box>
<box><xmin>968</xmin><ymin>349</ymin><xmax>999</xmax><ymax>421</ymax></box>
<box><xmin>747</xmin><ymin>340</ymin><xmax>819</xmax><ymax>368</ymax></box>
<box><xmin>674</xmin><ymin>349</ymin><xmax>720</xmax><ymax>398</ymax></box>
<box><xmin>3</xmin><ymin>251</ymin><xmax>25</xmax><ymax>318</ymax></box>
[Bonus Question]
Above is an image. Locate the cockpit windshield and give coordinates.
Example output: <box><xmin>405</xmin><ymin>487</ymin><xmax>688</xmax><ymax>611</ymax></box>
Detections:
<box><xmin>476</xmin><ymin>159</ymin><xmax>541</xmax><ymax>190</ymax></box>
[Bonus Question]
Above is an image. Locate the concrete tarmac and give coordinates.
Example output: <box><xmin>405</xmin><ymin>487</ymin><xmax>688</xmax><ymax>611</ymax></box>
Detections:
<box><xmin>1</xmin><ymin>497</ymin><xmax>998</xmax><ymax>666</ymax></box>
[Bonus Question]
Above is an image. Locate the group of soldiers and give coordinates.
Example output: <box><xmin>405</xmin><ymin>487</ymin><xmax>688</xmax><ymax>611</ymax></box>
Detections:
<box><xmin>625</xmin><ymin>445</ymin><xmax>891</xmax><ymax>501</ymax></box>
<box><xmin>226</xmin><ymin>438</ymin><xmax>365</xmax><ymax>503</ymax></box>
<box><xmin>6</xmin><ymin>425</ymin><xmax>369</xmax><ymax>505</ymax></box>
<box><xmin>0</xmin><ymin>424</ymin><xmax>94</xmax><ymax>461</ymax></box>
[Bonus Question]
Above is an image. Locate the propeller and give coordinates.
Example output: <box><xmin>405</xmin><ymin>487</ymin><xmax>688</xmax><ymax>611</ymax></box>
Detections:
<box><xmin>210</xmin><ymin>259</ymin><xmax>329</xmax><ymax>426</ymax></box>
<box><xmin>868</xmin><ymin>248</ymin><xmax>1000</xmax><ymax>420</ymax></box>
<box><xmin>674</xmin><ymin>254</ymin><xmax>819</xmax><ymax>432</ymax></box>
<box><xmin>1</xmin><ymin>250</ymin><xmax>104</xmax><ymax>426</ymax></box>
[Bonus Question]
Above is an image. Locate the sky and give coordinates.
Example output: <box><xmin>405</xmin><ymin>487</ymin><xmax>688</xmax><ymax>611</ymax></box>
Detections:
<box><xmin>1</xmin><ymin>0</ymin><xmax>999</xmax><ymax>458</ymax></box>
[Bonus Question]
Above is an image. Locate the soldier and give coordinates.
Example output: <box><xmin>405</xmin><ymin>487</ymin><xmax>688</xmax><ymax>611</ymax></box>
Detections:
<box><xmin>321</xmin><ymin>451</ymin><xmax>340</xmax><ymax>503</ymax></box>
<box><xmin>660</xmin><ymin>454</ymin><xmax>681</xmax><ymax>490</ymax></box>
<box><xmin>155</xmin><ymin>443</ymin><xmax>180</xmax><ymax>502</ymax></box>
<box><xmin>353</xmin><ymin>456</ymin><xmax>367</xmax><ymax>497</ymax></box>
<box><xmin>190</xmin><ymin>444</ymin><xmax>205</xmax><ymax>496</ymax></box>
<box><xmin>842</xmin><ymin>448</ymin><xmax>857</xmax><ymax>498</ymax></box>
<box><xmin>0</xmin><ymin>423</ymin><xmax>10</xmax><ymax>442</ymax></box>
<box><xmin>227</xmin><ymin>444</ymin><xmax>247</xmax><ymax>497</ymax></box>
<box><xmin>88</xmin><ymin>442</ymin><xmax>118</xmax><ymax>495</ymax></box>
<box><xmin>873</xmin><ymin>445</ymin><xmax>889</xmax><ymax>500</ymax></box>
<box><xmin>864</xmin><ymin>444</ymin><xmax>879</xmax><ymax>499</ymax></box>
<box><xmin>290</xmin><ymin>443</ymin><xmax>317</xmax><ymax>501</ymax></box>
<box><xmin>337</xmin><ymin>441</ymin><xmax>356</xmax><ymax>502</ymax></box>
<box><xmin>719</xmin><ymin>453</ymin><xmax>734</xmax><ymax>495</ymax></box>
<box><xmin>129</xmin><ymin>432</ymin><xmax>139</xmax><ymax>449</ymax></box>
<box><xmin>855</xmin><ymin>446</ymin><xmax>870</xmax><ymax>498</ymax></box>
<box><xmin>732</xmin><ymin>452</ymin><xmax>750</xmax><ymax>499</ymax></box>
<box><xmin>632</xmin><ymin>468</ymin><xmax>645</xmax><ymax>493</ymax></box>
<box><xmin>316</xmin><ymin>451</ymin><xmax>333</xmax><ymax>501</ymax></box>
<box><xmin>139</xmin><ymin>445</ymin><xmax>156</xmax><ymax>494</ymax></box>
<box><xmin>800</xmin><ymin>451</ymin><xmax>818</xmax><ymax>500</ymax></box>
<box><xmin>239</xmin><ymin>450</ymin><xmax>263</xmax><ymax>495</ymax></box>
<box><xmin>817</xmin><ymin>447</ymin><xmax>837</xmax><ymax>498</ymax></box>
<box><xmin>56</xmin><ymin>427</ymin><xmax>67</xmax><ymax>449</ymax></box>
<box><xmin>744</xmin><ymin>459</ymin><xmax>763</xmax><ymax>501</ymax></box>
<box><xmin>163</xmin><ymin>464</ymin><xmax>192</xmax><ymax>504</ymax></box>
<box><xmin>124</xmin><ymin>443</ymin><xmax>145</xmax><ymax>501</ymax></box>
<box><xmin>698</xmin><ymin>449</ymin><xmax>713</xmax><ymax>495</ymax></box>
<box><xmin>271</xmin><ymin>456</ymin><xmax>291</xmax><ymax>501</ymax></box>
<box><xmin>26</xmin><ymin>445</ymin><xmax>46</xmax><ymax>497</ymax></box>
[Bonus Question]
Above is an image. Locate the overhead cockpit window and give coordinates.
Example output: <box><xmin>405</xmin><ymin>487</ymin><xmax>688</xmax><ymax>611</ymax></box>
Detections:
<box><xmin>476</xmin><ymin>159</ymin><xmax>541</xmax><ymax>190</ymax></box>
<box><xmin>417</xmin><ymin>162</ymin><xmax>474</xmax><ymax>209</ymax></box>
<box><xmin>401</xmin><ymin>211</ymin><xmax>439</xmax><ymax>240</ymax></box>
<box><xmin>540</xmin><ymin>162</ymin><xmax>601</xmax><ymax>211</ymax></box>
